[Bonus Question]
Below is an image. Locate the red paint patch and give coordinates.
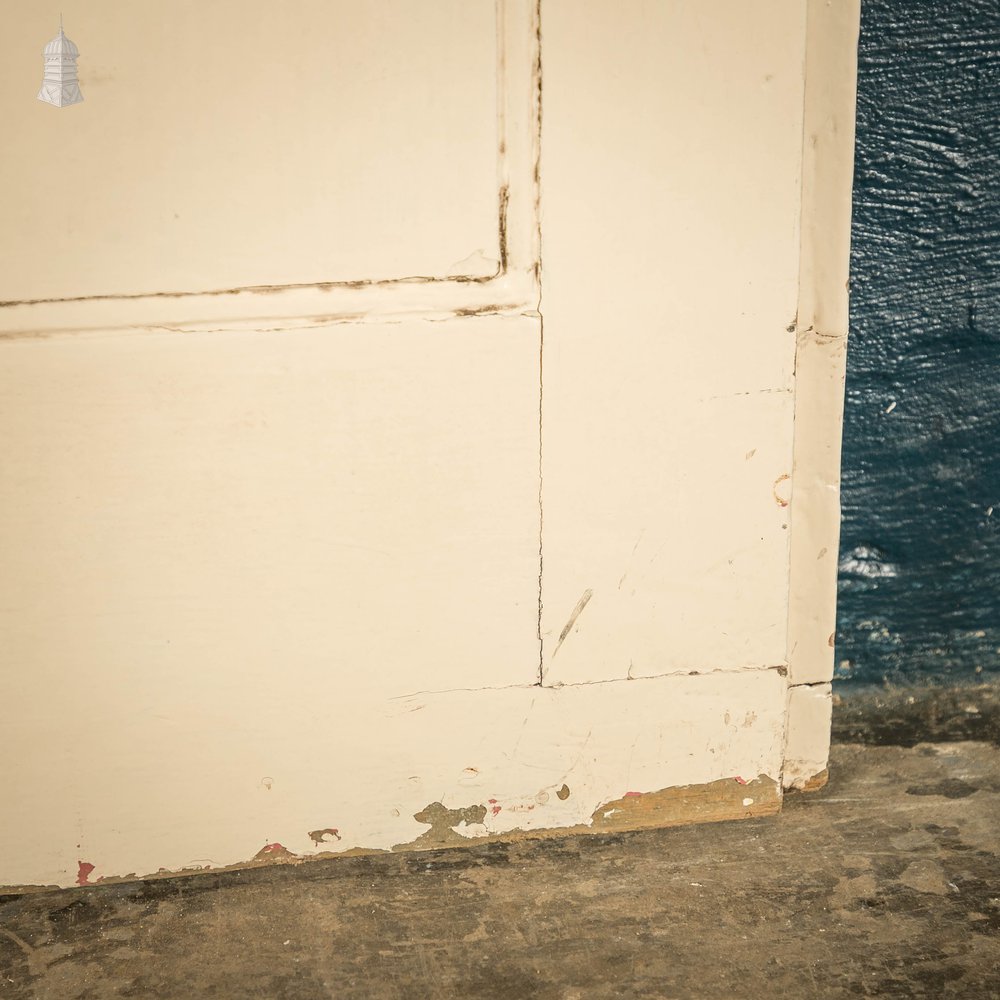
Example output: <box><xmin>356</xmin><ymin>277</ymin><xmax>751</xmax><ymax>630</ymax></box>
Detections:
<box><xmin>735</xmin><ymin>776</ymin><xmax>749</xmax><ymax>786</ymax></box>
<box><xmin>252</xmin><ymin>842</ymin><xmax>296</xmax><ymax>863</ymax></box>
<box><xmin>624</xmin><ymin>791</ymin><xmax>643</xmax><ymax>799</ymax></box>
<box><xmin>488</xmin><ymin>799</ymin><xmax>502</xmax><ymax>817</ymax></box>
<box><xmin>76</xmin><ymin>861</ymin><xmax>96</xmax><ymax>886</ymax></box>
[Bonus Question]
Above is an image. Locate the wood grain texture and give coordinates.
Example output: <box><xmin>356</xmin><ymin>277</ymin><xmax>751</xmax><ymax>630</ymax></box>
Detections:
<box><xmin>838</xmin><ymin>0</ymin><xmax>1000</xmax><ymax>685</ymax></box>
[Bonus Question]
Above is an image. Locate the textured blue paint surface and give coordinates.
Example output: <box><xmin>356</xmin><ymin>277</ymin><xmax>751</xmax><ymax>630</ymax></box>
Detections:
<box><xmin>837</xmin><ymin>0</ymin><xmax>1000</xmax><ymax>684</ymax></box>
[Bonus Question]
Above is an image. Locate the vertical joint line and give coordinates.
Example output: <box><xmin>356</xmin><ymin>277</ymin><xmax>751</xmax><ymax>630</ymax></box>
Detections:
<box><xmin>534</xmin><ymin>0</ymin><xmax>544</xmax><ymax>685</ymax></box>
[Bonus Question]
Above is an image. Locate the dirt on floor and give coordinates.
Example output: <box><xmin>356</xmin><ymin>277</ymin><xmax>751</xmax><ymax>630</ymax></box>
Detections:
<box><xmin>833</xmin><ymin>682</ymin><xmax>1000</xmax><ymax>748</ymax></box>
<box><xmin>2</xmin><ymin>693</ymin><xmax>999</xmax><ymax>999</ymax></box>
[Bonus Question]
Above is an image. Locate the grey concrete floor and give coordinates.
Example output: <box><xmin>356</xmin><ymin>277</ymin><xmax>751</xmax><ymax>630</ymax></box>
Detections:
<box><xmin>2</xmin><ymin>692</ymin><xmax>999</xmax><ymax>999</ymax></box>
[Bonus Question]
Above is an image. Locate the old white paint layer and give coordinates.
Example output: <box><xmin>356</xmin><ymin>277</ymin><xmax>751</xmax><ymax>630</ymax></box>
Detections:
<box><xmin>3</xmin><ymin>0</ymin><xmax>499</xmax><ymax>300</ymax></box>
<box><xmin>540</xmin><ymin>0</ymin><xmax>807</xmax><ymax>685</ymax></box>
<box><xmin>783</xmin><ymin>684</ymin><xmax>835</xmax><ymax>790</ymax></box>
<box><xmin>1</xmin><ymin>672</ymin><xmax>785</xmax><ymax>888</ymax></box>
<box><xmin>0</xmin><ymin>0</ymin><xmax>859</xmax><ymax>888</ymax></box>
<box><xmin>0</xmin><ymin>318</ymin><xmax>541</xmax><ymax>700</ymax></box>
<box><xmin>786</xmin><ymin>0</ymin><xmax>862</xmax><ymax>688</ymax></box>
<box><xmin>782</xmin><ymin>0</ymin><xmax>861</xmax><ymax>783</ymax></box>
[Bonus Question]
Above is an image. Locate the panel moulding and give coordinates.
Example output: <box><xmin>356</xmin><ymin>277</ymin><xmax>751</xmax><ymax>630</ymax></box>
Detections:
<box><xmin>0</xmin><ymin>0</ymin><xmax>542</xmax><ymax>339</ymax></box>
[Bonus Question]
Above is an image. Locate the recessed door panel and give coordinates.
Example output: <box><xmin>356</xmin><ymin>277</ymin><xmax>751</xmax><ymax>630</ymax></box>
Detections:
<box><xmin>0</xmin><ymin>1</ymin><xmax>500</xmax><ymax>301</ymax></box>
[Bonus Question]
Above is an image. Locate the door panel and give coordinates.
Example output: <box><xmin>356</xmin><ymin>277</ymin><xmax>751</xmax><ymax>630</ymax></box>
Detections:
<box><xmin>540</xmin><ymin>0</ymin><xmax>808</xmax><ymax>684</ymax></box>
<box><xmin>0</xmin><ymin>317</ymin><xmax>541</xmax><ymax>702</ymax></box>
<box><xmin>0</xmin><ymin>0</ymin><xmax>499</xmax><ymax>301</ymax></box>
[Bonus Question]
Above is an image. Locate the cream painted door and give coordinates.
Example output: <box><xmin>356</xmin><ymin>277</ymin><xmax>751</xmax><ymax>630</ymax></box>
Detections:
<box><xmin>0</xmin><ymin>0</ymin><xmax>859</xmax><ymax>889</ymax></box>
<box><xmin>0</xmin><ymin>0</ymin><xmax>543</xmax><ymax>887</ymax></box>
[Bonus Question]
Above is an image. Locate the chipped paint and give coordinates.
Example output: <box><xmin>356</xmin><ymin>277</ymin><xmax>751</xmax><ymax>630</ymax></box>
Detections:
<box><xmin>307</xmin><ymin>829</ymin><xmax>342</xmax><ymax>847</ymax></box>
<box><xmin>396</xmin><ymin>803</ymin><xmax>491</xmax><ymax>851</ymax></box>
<box><xmin>589</xmin><ymin>777</ymin><xmax>781</xmax><ymax>831</ymax></box>
<box><xmin>254</xmin><ymin>843</ymin><xmax>293</xmax><ymax>861</ymax></box>
<box><xmin>2</xmin><ymin>659</ymin><xmax>790</xmax><ymax>889</ymax></box>
<box><xmin>789</xmin><ymin>769</ymin><xmax>829</xmax><ymax>793</ymax></box>
<box><xmin>75</xmin><ymin>862</ymin><xmax>97</xmax><ymax>887</ymax></box>
<box><xmin>3</xmin><ymin>769</ymin><xmax>787</xmax><ymax>893</ymax></box>
<box><xmin>0</xmin><ymin>0</ymin><xmax>851</xmax><ymax>891</ymax></box>
<box><xmin>772</xmin><ymin>474</ymin><xmax>792</xmax><ymax>508</ymax></box>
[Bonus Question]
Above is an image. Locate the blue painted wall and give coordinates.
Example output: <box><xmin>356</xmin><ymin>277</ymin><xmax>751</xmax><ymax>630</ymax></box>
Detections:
<box><xmin>836</xmin><ymin>0</ymin><xmax>1000</xmax><ymax>685</ymax></box>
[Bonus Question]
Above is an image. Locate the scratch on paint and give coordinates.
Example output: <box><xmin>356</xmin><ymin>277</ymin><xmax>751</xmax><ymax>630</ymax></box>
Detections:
<box><xmin>551</xmin><ymin>589</ymin><xmax>593</xmax><ymax>658</ymax></box>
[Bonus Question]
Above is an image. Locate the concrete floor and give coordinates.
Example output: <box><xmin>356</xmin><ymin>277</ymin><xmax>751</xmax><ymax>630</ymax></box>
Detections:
<box><xmin>2</xmin><ymin>692</ymin><xmax>999</xmax><ymax>999</ymax></box>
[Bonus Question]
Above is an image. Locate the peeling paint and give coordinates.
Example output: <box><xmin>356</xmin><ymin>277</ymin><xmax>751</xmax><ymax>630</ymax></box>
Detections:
<box><xmin>395</xmin><ymin>802</ymin><xmax>491</xmax><ymax>851</ymax></box>
<box><xmin>772</xmin><ymin>473</ymin><xmax>792</xmax><ymax>508</ymax></box>
<box><xmin>452</xmin><ymin>303</ymin><xmax>511</xmax><ymax>318</ymax></box>
<box><xmin>253</xmin><ymin>843</ymin><xmax>294</xmax><ymax>862</ymax></box>
<box><xmin>307</xmin><ymin>829</ymin><xmax>342</xmax><ymax>847</ymax></box>
<box><xmin>590</xmin><ymin>776</ymin><xmax>780</xmax><ymax>831</ymax></box>
<box><xmin>787</xmin><ymin>768</ymin><xmax>829</xmax><ymax>794</ymax></box>
<box><xmin>3</xmin><ymin>771</ymin><xmax>787</xmax><ymax>894</ymax></box>
<box><xmin>75</xmin><ymin>862</ymin><xmax>97</xmax><ymax>887</ymax></box>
